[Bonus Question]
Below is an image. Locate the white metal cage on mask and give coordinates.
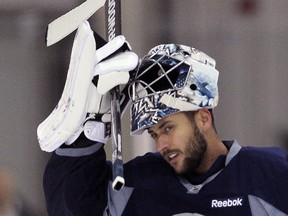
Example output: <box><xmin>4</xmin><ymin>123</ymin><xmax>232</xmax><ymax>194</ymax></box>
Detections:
<box><xmin>129</xmin><ymin>44</ymin><xmax>219</xmax><ymax>135</ymax></box>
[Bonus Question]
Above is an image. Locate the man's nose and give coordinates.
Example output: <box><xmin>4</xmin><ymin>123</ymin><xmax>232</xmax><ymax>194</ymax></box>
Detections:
<box><xmin>156</xmin><ymin>134</ymin><xmax>170</xmax><ymax>153</ymax></box>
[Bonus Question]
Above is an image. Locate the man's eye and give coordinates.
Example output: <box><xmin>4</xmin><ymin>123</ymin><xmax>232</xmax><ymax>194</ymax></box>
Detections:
<box><xmin>164</xmin><ymin>126</ymin><xmax>172</xmax><ymax>133</ymax></box>
<box><xmin>150</xmin><ymin>133</ymin><xmax>157</xmax><ymax>140</ymax></box>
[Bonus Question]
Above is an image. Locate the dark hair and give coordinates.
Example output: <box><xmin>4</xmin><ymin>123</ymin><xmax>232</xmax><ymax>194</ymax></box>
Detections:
<box><xmin>183</xmin><ymin>109</ymin><xmax>217</xmax><ymax>132</ymax></box>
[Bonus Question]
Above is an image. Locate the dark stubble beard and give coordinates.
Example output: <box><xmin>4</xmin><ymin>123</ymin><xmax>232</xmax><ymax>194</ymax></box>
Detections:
<box><xmin>179</xmin><ymin>124</ymin><xmax>207</xmax><ymax>175</ymax></box>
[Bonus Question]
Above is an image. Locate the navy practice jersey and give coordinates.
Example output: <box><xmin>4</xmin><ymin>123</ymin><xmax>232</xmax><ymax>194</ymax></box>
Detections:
<box><xmin>43</xmin><ymin>140</ymin><xmax>288</xmax><ymax>216</ymax></box>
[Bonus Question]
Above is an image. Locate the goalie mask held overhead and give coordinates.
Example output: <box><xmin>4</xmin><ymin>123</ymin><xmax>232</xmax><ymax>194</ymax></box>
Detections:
<box><xmin>129</xmin><ymin>44</ymin><xmax>219</xmax><ymax>135</ymax></box>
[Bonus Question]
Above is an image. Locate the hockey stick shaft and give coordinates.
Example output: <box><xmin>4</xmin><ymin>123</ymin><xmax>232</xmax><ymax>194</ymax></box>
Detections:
<box><xmin>110</xmin><ymin>86</ymin><xmax>124</xmax><ymax>190</ymax></box>
<box><xmin>105</xmin><ymin>0</ymin><xmax>125</xmax><ymax>191</ymax></box>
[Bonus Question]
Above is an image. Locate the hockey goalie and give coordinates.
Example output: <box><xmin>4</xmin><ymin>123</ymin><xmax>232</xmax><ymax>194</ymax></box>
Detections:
<box><xmin>38</xmin><ymin>21</ymin><xmax>288</xmax><ymax>216</ymax></box>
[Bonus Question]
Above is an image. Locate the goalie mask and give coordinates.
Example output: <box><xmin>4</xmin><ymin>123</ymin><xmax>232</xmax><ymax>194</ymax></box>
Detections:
<box><xmin>129</xmin><ymin>44</ymin><xmax>219</xmax><ymax>135</ymax></box>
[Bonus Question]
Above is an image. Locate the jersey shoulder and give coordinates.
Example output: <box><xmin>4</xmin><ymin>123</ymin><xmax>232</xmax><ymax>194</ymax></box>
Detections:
<box><xmin>237</xmin><ymin>145</ymin><xmax>288</xmax><ymax>174</ymax></box>
<box><xmin>241</xmin><ymin>145</ymin><xmax>288</xmax><ymax>161</ymax></box>
<box><xmin>124</xmin><ymin>152</ymin><xmax>169</xmax><ymax>172</ymax></box>
<box><xmin>124</xmin><ymin>152</ymin><xmax>177</xmax><ymax>187</ymax></box>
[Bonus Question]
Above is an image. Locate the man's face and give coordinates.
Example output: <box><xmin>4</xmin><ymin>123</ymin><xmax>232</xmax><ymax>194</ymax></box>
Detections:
<box><xmin>148</xmin><ymin>112</ymin><xmax>207</xmax><ymax>175</ymax></box>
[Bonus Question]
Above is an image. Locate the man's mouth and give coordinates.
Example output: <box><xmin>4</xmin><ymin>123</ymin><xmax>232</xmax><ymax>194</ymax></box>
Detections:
<box><xmin>168</xmin><ymin>153</ymin><xmax>178</xmax><ymax>161</ymax></box>
<box><xmin>164</xmin><ymin>151</ymin><xmax>180</xmax><ymax>163</ymax></box>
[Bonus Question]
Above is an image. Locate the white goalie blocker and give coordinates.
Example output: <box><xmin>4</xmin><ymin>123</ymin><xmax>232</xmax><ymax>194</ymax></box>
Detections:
<box><xmin>37</xmin><ymin>21</ymin><xmax>138</xmax><ymax>152</ymax></box>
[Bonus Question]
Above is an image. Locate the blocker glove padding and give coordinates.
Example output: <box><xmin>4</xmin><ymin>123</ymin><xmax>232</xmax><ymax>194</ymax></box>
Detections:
<box><xmin>37</xmin><ymin>21</ymin><xmax>138</xmax><ymax>152</ymax></box>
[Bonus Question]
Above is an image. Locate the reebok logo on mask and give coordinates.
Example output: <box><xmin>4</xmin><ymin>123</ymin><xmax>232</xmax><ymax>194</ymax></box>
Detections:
<box><xmin>211</xmin><ymin>198</ymin><xmax>243</xmax><ymax>208</ymax></box>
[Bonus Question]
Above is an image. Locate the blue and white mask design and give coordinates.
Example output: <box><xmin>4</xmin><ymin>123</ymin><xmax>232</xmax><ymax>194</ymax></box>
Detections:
<box><xmin>129</xmin><ymin>44</ymin><xmax>219</xmax><ymax>135</ymax></box>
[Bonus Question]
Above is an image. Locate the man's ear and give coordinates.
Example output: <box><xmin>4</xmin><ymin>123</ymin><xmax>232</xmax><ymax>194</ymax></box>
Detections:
<box><xmin>195</xmin><ymin>109</ymin><xmax>212</xmax><ymax>131</ymax></box>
